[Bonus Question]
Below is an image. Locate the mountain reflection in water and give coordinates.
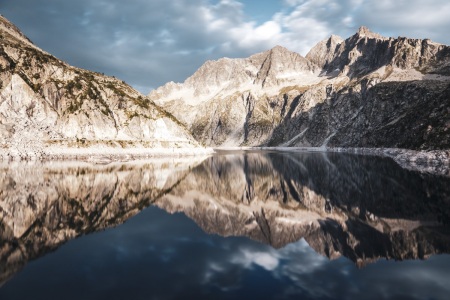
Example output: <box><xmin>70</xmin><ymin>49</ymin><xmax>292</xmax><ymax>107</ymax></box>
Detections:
<box><xmin>0</xmin><ymin>151</ymin><xmax>449</xmax><ymax>299</ymax></box>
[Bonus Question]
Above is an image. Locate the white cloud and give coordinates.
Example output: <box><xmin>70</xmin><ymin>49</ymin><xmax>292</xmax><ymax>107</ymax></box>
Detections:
<box><xmin>2</xmin><ymin>0</ymin><xmax>450</xmax><ymax>93</ymax></box>
<box><xmin>230</xmin><ymin>248</ymin><xmax>280</xmax><ymax>270</ymax></box>
<box><xmin>252</xmin><ymin>252</ymin><xmax>280</xmax><ymax>270</ymax></box>
<box><xmin>354</xmin><ymin>0</ymin><xmax>450</xmax><ymax>35</ymax></box>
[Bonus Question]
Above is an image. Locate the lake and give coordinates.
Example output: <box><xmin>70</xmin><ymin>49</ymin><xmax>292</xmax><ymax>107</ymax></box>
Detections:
<box><xmin>0</xmin><ymin>150</ymin><xmax>449</xmax><ymax>300</ymax></box>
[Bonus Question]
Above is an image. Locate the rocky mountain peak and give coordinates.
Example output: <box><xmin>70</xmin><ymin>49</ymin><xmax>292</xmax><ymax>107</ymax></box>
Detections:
<box><xmin>252</xmin><ymin>45</ymin><xmax>318</xmax><ymax>88</ymax></box>
<box><xmin>0</xmin><ymin>15</ymin><xmax>35</xmax><ymax>48</ymax></box>
<box><xmin>269</xmin><ymin>45</ymin><xmax>291</xmax><ymax>55</ymax></box>
<box><xmin>357</xmin><ymin>25</ymin><xmax>370</xmax><ymax>34</ymax></box>
<box><xmin>329</xmin><ymin>34</ymin><xmax>344</xmax><ymax>42</ymax></box>
<box><xmin>184</xmin><ymin>56</ymin><xmax>243</xmax><ymax>87</ymax></box>
<box><xmin>250</xmin><ymin>45</ymin><xmax>308</xmax><ymax>64</ymax></box>
<box><xmin>356</xmin><ymin>26</ymin><xmax>370</xmax><ymax>37</ymax></box>
<box><xmin>151</xmin><ymin>44</ymin><xmax>320</xmax><ymax>108</ymax></box>
<box><xmin>306</xmin><ymin>34</ymin><xmax>344</xmax><ymax>69</ymax></box>
<box><xmin>184</xmin><ymin>45</ymin><xmax>314</xmax><ymax>89</ymax></box>
<box><xmin>311</xmin><ymin>25</ymin><xmax>450</xmax><ymax>78</ymax></box>
<box><xmin>0</xmin><ymin>15</ymin><xmax>204</xmax><ymax>158</ymax></box>
<box><xmin>354</xmin><ymin>25</ymin><xmax>386</xmax><ymax>40</ymax></box>
<box><xmin>152</xmin><ymin>23</ymin><xmax>450</xmax><ymax>148</ymax></box>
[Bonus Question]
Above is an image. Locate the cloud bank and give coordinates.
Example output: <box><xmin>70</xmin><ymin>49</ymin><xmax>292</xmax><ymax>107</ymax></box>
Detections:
<box><xmin>1</xmin><ymin>0</ymin><xmax>450</xmax><ymax>93</ymax></box>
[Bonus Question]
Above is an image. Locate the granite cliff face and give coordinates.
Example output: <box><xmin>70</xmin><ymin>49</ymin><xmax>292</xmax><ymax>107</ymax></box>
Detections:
<box><xmin>152</xmin><ymin>27</ymin><xmax>450</xmax><ymax>149</ymax></box>
<box><xmin>0</xmin><ymin>15</ymin><xmax>203</xmax><ymax>159</ymax></box>
<box><xmin>150</xmin><ymin>45</ymin><xmax>321</xmax><ymax>146</ymax></box>
<box><xmin>2</xmin><ymin>15</ymin><xmax>447</xmax><ymax>154</ymax></box>
<box><xmin>308</xmin><ymin>26</ymin><xmax>450</xmax><ymax>78</ymax></box>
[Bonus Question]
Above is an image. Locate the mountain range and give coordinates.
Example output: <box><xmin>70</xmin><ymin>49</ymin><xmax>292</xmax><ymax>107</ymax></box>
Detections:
<box><xmin>151</xmin><ymin>26</ymin><xmax>450</xmax><ymax>149</ymax></box>
<box><xmin>0</xmin><ymin>15</ymin><xmax>449</xmax><ymax>158</ymax></box>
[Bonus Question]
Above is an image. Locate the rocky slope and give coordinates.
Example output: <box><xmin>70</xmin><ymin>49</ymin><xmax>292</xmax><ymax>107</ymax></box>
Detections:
<box><xmin>151</xmin><ymin>26</ymin><xmax>450</xmax><ymax>150</ymax></box>
<box><xmin>150</xmin><ymin>45</ymin><xmax>321</xmax><ymax>146</ymax></box>
<box><xmin>0</xmin><ymin>15</ymin><xmax>205</xmax><ymax>159</ymax></box>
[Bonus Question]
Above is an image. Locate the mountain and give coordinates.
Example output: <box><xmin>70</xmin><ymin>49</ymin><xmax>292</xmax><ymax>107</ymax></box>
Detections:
<box><xmin>307</xmin><ymin>26</ymin><xmax>450</xmax><ymax>78</ymax></box>
<box><xmin>151</xmin><ymin>26</ymin><xmax>450</xmax><ymax>150</ymax></box>
<box><xmin>2</xmin><ymin>16</ymin><xmax>447</xmax><ymax>157</ymax></box>
<box><xmin>0</xmin><ymin>15</ymin><xmax>205</xmax><ymax>159</ymax></box>
<box><xmin>150</xmin><ymin>45</ymin><xmax>321</xmax><ymax>146</ymax></box>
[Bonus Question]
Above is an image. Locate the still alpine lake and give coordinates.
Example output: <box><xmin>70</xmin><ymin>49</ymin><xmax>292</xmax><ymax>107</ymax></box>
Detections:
<box><xmin>0</xmin><ymin>150</ymin><xmax>449</xmax><ymax>300</ymax></box>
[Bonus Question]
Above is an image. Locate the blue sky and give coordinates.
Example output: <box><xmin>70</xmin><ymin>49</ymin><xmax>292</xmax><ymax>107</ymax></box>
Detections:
<box><xmin>1</xmin><ymin>0</ymin><xmax>450</xmax><ymax>93</ymax></box>
<box><xmin>240</xmin><ymin>0</ymin><xmax>284</xmax><ymax>24</ymax></box>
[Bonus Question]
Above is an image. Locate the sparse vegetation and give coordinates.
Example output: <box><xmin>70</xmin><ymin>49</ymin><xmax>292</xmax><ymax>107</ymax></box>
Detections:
<box><xmin>153</xmin><ymin>104</ymin><xmax>187</xmax><ymax>128</ymax></box>
<box><xmin>33</xmin><ymin>82</ymin><xmax>41</xmax><ymax>92</ymax></box>
<box><xmin>23</xmin><ymin>46</ymin><xmax>53</xmax><ymax>65</ymax></box>
<box><xmin>66</xmin><ymin>98</ymin><xmax>84</xmax><ymax>114</ymax></box>
<box><xmin>126</xmin><ymin>111</ymin><xmax>140</xmax><ymax>119</ymax></box>
<box><xmin>132</xmin><ymin>95</ymin><xmax>149</xmax><ymax>109</ymax></box>
<box><xmin>66</xmin><ymin>76</ymin><xmax>83</xmax><ymax>95</ymax></box>
<box><xmin>97</xmin><ymin>94</ymin><xmax>113</xmax><ymax>116</ymax></box>
<box><xmin>17</xmin><ymin>71</ymin><xmax>40</xmax><ymax>92</ymax></box>
<box><xmin>87</xmin><ymin>83</ymin><xmax>98</xmax><ymax>100</ymax></box>
<box><xmin>65</xmin><ymin>80</ymin><xmax>76</xmax><ymax>94</ymax></box>
<box><xmin>106</xmin><ymin>82</ymin><xmax>126</xmax><ymax>97</ymax></box>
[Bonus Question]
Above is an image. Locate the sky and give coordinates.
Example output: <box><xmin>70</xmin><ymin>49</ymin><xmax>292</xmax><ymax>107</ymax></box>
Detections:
<box><xmin>1</xmin><ymin>0</ymin><xmax>450</xmax><ymax>94</ymax></box>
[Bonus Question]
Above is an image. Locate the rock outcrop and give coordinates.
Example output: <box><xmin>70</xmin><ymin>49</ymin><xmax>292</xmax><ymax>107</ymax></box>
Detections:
<box><xmin>0</xmin><ymin>15</ymin><xmax>203</xmax><ymax>159</ymax></box>
<box><xmin>152</xmin><ymin>26</ymin><xmax>450</xmax><ymax>150</ymax></box>
<box><xmin>306</xmin><ymin>34</ymin><xmax>344</xmax><ymax>70</ymax></box>
<box><xmin>312</xmin><ymin>26</ymin><xmax>450</xmax><ymax>78</ymax></box>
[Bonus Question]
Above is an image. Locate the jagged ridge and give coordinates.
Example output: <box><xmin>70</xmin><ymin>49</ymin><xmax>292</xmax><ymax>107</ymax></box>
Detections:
<box><xmin>151</xmin><ymin>26</ymin><xmax>450</xmax><ymax>149</ymax></box>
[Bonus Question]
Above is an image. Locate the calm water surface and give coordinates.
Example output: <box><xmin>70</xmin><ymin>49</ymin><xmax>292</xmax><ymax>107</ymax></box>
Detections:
<box><xmin>0</xmin><ymin>150</ymin><xmax>449</xmax><ymax>300</ymax></box>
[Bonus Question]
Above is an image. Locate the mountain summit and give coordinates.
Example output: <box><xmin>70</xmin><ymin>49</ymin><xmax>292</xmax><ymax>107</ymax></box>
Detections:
<box><xmin>151</xmin><ymin>45</ymin><xmax>319</xmax><ymax>106</ymax></box>
<box><xmin>0</xmin><ymin>15</ymin><xmax>206</xmax><ymax>159</ymax></box>
<box><xmin>151</xmin><ymin>26</ymin><xmax>450</xmax><ymax>149</ymax></box>
<box><xmin>310</xmin><ymin>25</ymin><xmax>450</xmax><ymax>79</ymax></box>
<box><xmin>150</xmin><ymin>45</ymin><xmax>322</xmax><ymax>146</ymax></box>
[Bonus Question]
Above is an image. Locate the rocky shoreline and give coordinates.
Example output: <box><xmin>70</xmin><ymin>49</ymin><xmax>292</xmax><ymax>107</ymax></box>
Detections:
<box><xmin>2</xmin><ymin>145</ymin><xmax>447</xmax><ymax>177</ymax></box>
<box><xmin>216</xmin><ymin>146</ymin><xmax>450</xmax><ymax>176</ymax></box>
<box><xmin>329</xmin><ymin>147</ymin><xmax>450</xmax><ymax>176</ymax></box>
<box><xmin>0</xmin><ymin>146</ymin><xmax>214</xmax><ymax>161</ymax></box>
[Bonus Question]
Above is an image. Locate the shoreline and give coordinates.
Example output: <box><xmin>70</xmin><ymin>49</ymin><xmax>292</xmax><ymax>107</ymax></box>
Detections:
<box><xmin>0</xmin><ymin>146</ymin><xmax>215</xmax><ymax>162</ymax></box>
<box><xmin>214</xmin><ymin>146</ymin><xmax>450</xmax><ymax>177</ymax></box>
<box><xmin>1</xmin><ymin>145</ymin><xmax>448</xmax><ymax>176</ymax></box>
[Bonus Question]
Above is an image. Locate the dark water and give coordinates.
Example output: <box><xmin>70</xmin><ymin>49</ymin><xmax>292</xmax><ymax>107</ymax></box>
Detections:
<box><xmin>0</xmin><ymin>150</ymin><xmax>449</xmax><ymax>300</ymax></box>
